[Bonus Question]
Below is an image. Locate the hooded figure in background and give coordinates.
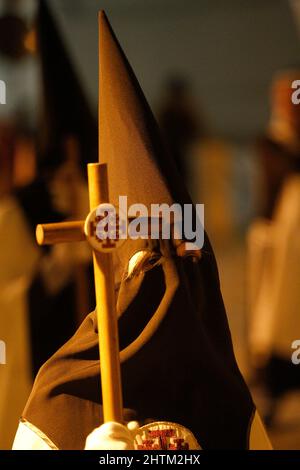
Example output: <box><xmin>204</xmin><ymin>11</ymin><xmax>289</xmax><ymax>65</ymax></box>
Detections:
<box><xmin>13</xmin><ymin>11</ymin><xmax>271</xmax><ymax>450</ymax></box>
<box><xmin>248</xmin><ymin>69</ymin><xmax>300</xmax><ymax>424</ymax></box>
<box><xmin>14</xmin><ymin>0</ymin><xmax>97</xmax><ymax>377</ymax></box>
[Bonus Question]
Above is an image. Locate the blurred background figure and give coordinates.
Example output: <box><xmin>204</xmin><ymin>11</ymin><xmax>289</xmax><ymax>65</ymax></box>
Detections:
<box><xmin>0</xmin><ymin>0</ymin><xmax>37</xmax><ymax>196</ymax></box>
<box><xmin>0</xmin><ymin>0</ymin><xmax>39</xmax><ymax>451</ymax></box>
<box><xmin>257</xmin><ymin>70</ymin><xmax>300</xmax><ymax>218</ymax></box>
<box><xmin>247</xmin><ymin>70</ymin><xmax>300</xmax><ymax>427</ymax></box>
<box><xmin>21</xmin><ymin>0</ymin><xmax>97</xmax><ymax>378</ymax></box>
<box><xmin>158</xmin><ymin>76</ymin><xmax>201</xmax><ymax>180</ymax></box>
<box><xmin>158</xmin><ymin>75</ymin><xmax>236</xmax><ymax>248</ymax></box>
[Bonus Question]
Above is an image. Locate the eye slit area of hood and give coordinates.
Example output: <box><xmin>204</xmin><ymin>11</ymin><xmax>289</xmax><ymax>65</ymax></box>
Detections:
<box><xmin>176</xmin><ymin>242</ymin><xmax>202</xmax><ymax>263</ymax></box>
<box><xmin>125</xmin><ymin>250</ymin><xmax>162</xmax><ymax>280</ymax></box>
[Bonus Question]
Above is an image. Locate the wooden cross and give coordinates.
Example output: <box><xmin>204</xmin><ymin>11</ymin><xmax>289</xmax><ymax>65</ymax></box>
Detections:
<box><xmin>36</xmin><ymin>162</ymin><xmax>123</xmax><ymax>424</ymax></box>
<box><xmin>35</xmin><ymin>163</ymin><xmax>201</xmax><ymax>428</ymax></box>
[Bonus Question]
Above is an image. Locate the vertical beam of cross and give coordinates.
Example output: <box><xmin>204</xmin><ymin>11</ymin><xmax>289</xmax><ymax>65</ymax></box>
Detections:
<box><xmin>87</xmin><ymin>163</ymin><xmax>123</xmax><ymax>423</ymax></box>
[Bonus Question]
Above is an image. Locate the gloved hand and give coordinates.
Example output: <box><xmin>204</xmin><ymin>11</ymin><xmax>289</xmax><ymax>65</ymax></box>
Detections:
<box><xmin>84</xmin><ymin>421</ymin><xmax>138</xmax><ymax>450</ymax></box>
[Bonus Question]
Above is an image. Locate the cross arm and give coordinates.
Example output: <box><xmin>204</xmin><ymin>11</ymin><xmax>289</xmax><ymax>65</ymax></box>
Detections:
<box><xmin>36</xmin><ymin>221</ymin><xmax>86</xmax><ymax>246</ymax></box>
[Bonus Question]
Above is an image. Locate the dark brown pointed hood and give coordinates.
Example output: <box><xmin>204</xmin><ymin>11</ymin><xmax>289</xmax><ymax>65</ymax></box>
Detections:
<box><xmin>98</xmin><ymin>11</ymin><xmax>190</xmax><ymax>209</ymax></box>
<box><xmin>22</xmin><ymin>10</ymin><xmax>255</xmax><ymax>450</ymax></box>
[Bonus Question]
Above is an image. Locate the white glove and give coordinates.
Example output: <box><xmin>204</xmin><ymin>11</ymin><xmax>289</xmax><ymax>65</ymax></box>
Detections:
<box><xmin>84</xmin><ymin>421</ymin><xmax>138</xmax><ymax>450</ymax></box>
